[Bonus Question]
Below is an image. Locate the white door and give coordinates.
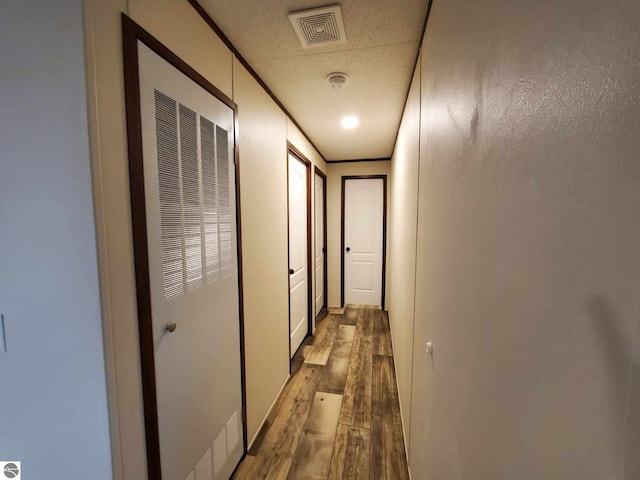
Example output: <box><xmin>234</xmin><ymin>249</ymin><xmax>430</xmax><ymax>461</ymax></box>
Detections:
<box><xmin>314</xmin><ymin>172</ymin><xmax>325</xmax><ymax>318</ymax></box>
<box><xmin>138</xmin><ymin>42</ymin><xmax>243</xmax><ymax>480</ymax></box>
<box><xmin>344</xmin><ymin>178</ymin><xmax>385</xmax><ymax>306</ymax></box>
<box><xmin>289</xmin><ymin>153</ymin><xmax>309</xmax><ymax>357</ymax></box>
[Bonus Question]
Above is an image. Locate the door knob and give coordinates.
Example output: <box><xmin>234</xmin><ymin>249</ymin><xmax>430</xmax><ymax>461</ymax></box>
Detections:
<box><xmin>289</xmin><ymin>268</ymin><xmax>295</xmax><ymax>275</ymax></box>
<box><xmin>346</xmin><ymin>247</ymin><xmax>351</xmax><ymax>252</ymax></box>
<box><xmin>165</xmin><ymin>322</ymin><xmax>177</xmax><ymax>333</ymax></box>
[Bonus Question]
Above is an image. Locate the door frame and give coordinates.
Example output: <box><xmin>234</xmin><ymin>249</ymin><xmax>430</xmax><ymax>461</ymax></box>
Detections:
<box><xmin>340</xmin><ymin>175</ymin><xmax>388</xmax><ymax>309</ymax></box>
<box><xmin>314</xmin><ymin>166</ymin><xmax>328</xmax><ymax>320</ymax></box>
<box><xmin>286</xmin><ymin>143</ymin><xmax>312</xmax><ymax>363</ymax></box>
<box><xmin>122</xmin><ymin>14</ymin><xmax>247</xmax><ymax>479</ymax></box>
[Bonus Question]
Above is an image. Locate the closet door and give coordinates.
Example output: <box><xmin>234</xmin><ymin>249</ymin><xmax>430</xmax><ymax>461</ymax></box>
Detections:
<box><xmin>288</xmin><ymin>152</ymin><xmax>310</xmax><ymax>357</ymax></box>
<box><xmin>343</xmin><ymin>177</ymin><xmax>385</xmax><ymax>306</ymax></box>
<box><xmin>314</xmin><ymin>170</ymin><xmax>326</xmax><ymax>318</ymax></box>
<box><xmin>134</xmin><ymin>39</ymin><xmax>244</xmax><ymax>480</ymax></box>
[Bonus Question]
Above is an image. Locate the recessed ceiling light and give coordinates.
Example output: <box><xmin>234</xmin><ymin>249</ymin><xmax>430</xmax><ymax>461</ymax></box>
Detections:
<box><xmin>341</xmin><ymin>116</ymin><xmax>359</xmax><ymax>129</ymax></box>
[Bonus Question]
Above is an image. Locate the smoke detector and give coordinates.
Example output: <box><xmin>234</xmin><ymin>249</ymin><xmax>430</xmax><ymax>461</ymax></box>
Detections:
<box><xmin>327</xmin><ymin>72</ymin><xmax>348</xmax><ymax>89</ymax></box>
<box><xmin>288</xmin><ymin>4</ymin><xmax>347</xmax><ymax>49</ymax></box>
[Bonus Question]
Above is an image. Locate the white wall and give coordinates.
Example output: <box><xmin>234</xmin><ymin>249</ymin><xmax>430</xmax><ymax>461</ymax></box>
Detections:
<box><xmin>0</xmin><ymin>1</ymin><xmax>112</xmax><ymax>478</ymax></box>
<box><xmin>83</xmin><ymin>0</ymin><xmax>327</xmax><ymax>476</ymax></box>
<box><xmin>326</xmin><ymin>161</ymin><xmax>391</xmax><ymax>307</ymax></box>
<box><xmin>387</xmin><ymin>57</ymin><xmax>421</xmax><ymax>452</ymax></box>
<box><xmin>402</xmin><ymin>0</ymin><xmax>640</xmax><ymax>478</ymax></box>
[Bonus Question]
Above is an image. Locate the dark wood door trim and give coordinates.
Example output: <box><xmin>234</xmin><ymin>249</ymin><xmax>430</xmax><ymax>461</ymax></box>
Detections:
<box><xmin>286</xmin><ymin>143</ymin><xmax>313</xmax><ymax>367</ymax></box>
<box><xmin>340</xmin><ymin>175</ymin><xmax>388</xmax><ymax>309</ymax></box>
<box><xmin>314</xmin><ymin>166</ymin><xmax>328</xmax><ymax>317</ymax></box>
<box><xmin>122</xmin><ymin>14</ymin><xmax>247</xmax><ymax>479</ymax></box>
<box><xmin>326</xmin><ymin>157</ymin><xmax>390</xmax><ymax>164</ymax></box>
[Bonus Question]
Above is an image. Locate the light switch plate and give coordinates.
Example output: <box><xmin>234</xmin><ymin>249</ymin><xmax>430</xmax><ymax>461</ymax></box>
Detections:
<box><xmin>425</xmin><ymin>341</ymin><xmax>433</xmax><ymax>355</ymax></box>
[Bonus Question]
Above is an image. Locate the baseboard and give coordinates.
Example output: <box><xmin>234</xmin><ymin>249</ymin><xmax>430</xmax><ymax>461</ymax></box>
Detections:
<box><xmin>247</xmin><ymin>373</ymin><xmax>290</xmax><ymax>451</ymax></box>
<box><xmin>387</xmin><ymin>310</ymin><xmax>413</xmax><ymax>473</ymax></box>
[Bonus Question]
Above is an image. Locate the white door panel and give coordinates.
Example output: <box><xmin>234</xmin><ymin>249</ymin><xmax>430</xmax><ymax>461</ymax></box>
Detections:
<box><xmin>351</xmin><ymin>261</ymin><xmax>375</xmax><ymax>290</ymax></box>
<box><xmin>344</xmin><ymin>178</ymin><xmax>384</xmax><ymax>306</ymax></box>
<box><xmin>288</xmin><ymin>153</ymin><xmax>308</xmax><ymax>356</ymax></box>
<box><xmin>314</xmin><ymin>173</ymin><xmax>325</xmax><ymax>318</ymax></box>
<box><xmin>138</xmin><ymin>42</ymin><xmax>243</xmax><ymax>480</ymax></box>
<box><xmin>315</xmin><ymin>262</ymin><xmax>324</xmax><ymax>315</ymax></box>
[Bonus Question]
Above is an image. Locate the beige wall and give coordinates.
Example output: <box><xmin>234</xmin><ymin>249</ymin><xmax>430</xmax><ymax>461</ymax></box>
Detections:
<box><xmin>387</xmin><ymin>57</ymin><xmax>421</xmax><ymax>453</ymax></box>
<box><xmin>84</xmin><ymin>2</ymin><xmax>146</xmax><ymax>477</ymax></box>
<box><xmin>287</xmin><ymin>119</ymin><xmax>327</xmax><ymax>175</ymax></box>
<box><xmin>84</xmin><ymin>1</ymin><xmax>326</xmax><ymax>477</ymax></box>
<box><xmin>402</xmin><ymin>0</ymin><xmax>640</xmax><ymax>478</ymax></box>
<box><xmin>232</xmin><ymin>58</ymin><xmax>291</xmax><ymax>446</ymax></box>
<box><xmin>326</xmin><ymin>161</ymin><xmax>391</xmax><ymax>308</ymax></box>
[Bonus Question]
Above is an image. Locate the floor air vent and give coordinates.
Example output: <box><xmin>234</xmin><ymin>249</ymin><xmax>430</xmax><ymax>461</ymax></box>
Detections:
<box><xmin>288</xmin><ymin>4</ymin><xmax>347</xmax><ymax>49</ymax></box>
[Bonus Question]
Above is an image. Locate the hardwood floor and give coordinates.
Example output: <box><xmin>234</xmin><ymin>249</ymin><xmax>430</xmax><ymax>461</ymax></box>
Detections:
<box><xmin>233</xmin><ymin>305</ymin><xmax>409</xmax><ymax>480</ymax></box>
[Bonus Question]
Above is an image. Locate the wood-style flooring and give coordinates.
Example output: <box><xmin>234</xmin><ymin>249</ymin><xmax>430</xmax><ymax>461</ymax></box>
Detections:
<box><xmin>232</xmin><ymin>305</ymin><xmax>409</xmax><ymax>480</ymax></box>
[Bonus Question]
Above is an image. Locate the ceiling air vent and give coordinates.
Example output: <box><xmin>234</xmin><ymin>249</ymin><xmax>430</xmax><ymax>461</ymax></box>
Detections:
<box><xmin>288</xmin><ymin>4</ymin><xmax>347</xmax><ymax>49</ymax></box>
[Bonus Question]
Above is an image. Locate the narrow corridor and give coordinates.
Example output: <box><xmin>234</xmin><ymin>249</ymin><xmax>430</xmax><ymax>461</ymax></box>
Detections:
<box><xmin>233</xmin><ymin>306</ymin><xmax>409</xmax><ymax>479</ymax></box>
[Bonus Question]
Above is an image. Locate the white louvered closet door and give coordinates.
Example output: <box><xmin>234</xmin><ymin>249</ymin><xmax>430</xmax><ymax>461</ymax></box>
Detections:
<box><xmin>138</xmin><ymin>42</ymin><xmax>243</xmax><ymax>480</ymax></box>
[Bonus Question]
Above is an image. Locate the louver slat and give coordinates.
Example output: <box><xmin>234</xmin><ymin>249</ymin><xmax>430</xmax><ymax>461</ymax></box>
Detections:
<box><xmin>201</xmin><ymin>117</ymin><xmax>220</xmax><ymax>283</ymax></box>
<box><xmin>179</xmin><ymin>104</ymin><xmax>203</xmax><ymax>291</ymax></box>
<box><xmin>216</xmin><ymin>125</ymin><xmax>233</xmax><ymax>279</ymax></box>
<box><xmin>155</xmin><ymin>90</ymin><xmax>184</xmax><ymax>299</ymax></box>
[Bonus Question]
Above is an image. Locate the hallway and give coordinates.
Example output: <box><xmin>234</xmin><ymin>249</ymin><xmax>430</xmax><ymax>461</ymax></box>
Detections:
<box><xmin>4</xmin><ymin>0</ymin><xmax>640</xmax><ymax>478</ymax></box>
<box><xmin>232</xmin><ymin>306</ymin><xmax>409</xmax><ymax>479</ymax></box>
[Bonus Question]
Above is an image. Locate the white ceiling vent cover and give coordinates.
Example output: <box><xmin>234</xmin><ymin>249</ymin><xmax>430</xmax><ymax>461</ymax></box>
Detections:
<box><xmin>288</xmin><ymin>4</ymin><xmax>347</xmax><ymax>49</ymax></box>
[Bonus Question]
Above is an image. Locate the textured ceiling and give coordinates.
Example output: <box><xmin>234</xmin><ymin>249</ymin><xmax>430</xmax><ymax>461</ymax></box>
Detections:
<box><xmin>197</xmin><ymin>0</ymin><xmax>428</xmax><ymax>161</ymax></box>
